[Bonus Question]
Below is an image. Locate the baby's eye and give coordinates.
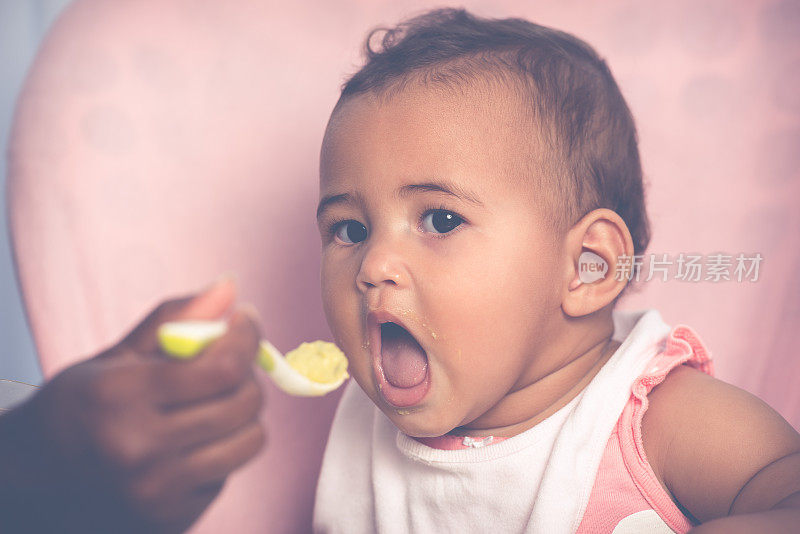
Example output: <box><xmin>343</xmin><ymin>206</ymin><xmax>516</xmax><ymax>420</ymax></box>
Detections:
<box><xmin>421</xmin><ymin>210</ymin><xmax>463</xmax><ymax>234</ymax></box>
<box><xmin>334</xmin><ymin>220</ymin><xmax>368</xmax><ymax>244</ymax></box>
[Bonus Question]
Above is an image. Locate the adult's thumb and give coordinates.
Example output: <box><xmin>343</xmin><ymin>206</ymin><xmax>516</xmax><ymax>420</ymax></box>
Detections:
<box><xmin>118</xmin><ymin>275</ymin><xmax>238</xmax><ymax>355</ymax></box>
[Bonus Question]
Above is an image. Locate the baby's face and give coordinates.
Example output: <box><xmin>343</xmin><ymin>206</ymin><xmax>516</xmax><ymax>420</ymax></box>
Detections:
<box><xmin>317</xmin><ymin>83</ymin><xmax>567</xmax><ymax>437</ymax></box>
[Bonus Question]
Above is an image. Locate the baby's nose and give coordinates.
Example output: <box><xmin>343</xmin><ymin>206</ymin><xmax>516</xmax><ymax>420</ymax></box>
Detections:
<box><xmin>356</xmin><ymin>240</ymin><xmax>410</xmax><ymax>292</ymax></box>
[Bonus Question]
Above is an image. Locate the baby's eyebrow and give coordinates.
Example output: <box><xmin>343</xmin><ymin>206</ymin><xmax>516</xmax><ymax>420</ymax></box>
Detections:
<box><xmin>398</xmin><ymin>181</ymin><xmax>483</xmax><ymax>206</ymax></box>
<box><xmin>316</xmin><ymin>192</ymin><xmax>363</xmax><ymax>221</ymax></box>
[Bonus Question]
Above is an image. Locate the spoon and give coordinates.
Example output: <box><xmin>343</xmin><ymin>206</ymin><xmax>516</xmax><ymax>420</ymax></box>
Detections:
<box><xmin>157</xmin><ymin>320</ymin><xmax>349</xmax><ymax>397</ymax></box>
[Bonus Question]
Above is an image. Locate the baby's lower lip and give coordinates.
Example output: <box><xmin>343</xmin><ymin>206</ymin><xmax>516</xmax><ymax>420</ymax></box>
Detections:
<box><xmin>374</xmin><ymin>357</ymin><xmax>432</xmax><ymax>409</ymax></box>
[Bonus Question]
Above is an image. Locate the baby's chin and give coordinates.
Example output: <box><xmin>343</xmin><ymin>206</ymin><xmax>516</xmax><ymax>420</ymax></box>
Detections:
<box><xmin>380</xmin><ymin>404</ymin><xmax>462</xmax><ymax>438</ymax></box>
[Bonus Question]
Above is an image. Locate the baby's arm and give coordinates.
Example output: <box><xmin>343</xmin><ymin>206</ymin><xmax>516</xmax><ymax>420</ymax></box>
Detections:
<box><xmin>644</xmin><ymin>365</ymin><xmax>800</xmax><ymax>533</ymax></box>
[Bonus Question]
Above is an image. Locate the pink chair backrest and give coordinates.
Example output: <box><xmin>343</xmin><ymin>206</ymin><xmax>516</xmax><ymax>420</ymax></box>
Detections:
<box><xmin>7</xmin><ymin>1</ymin><xmax>798</xmax><ymax>531</ymax></box>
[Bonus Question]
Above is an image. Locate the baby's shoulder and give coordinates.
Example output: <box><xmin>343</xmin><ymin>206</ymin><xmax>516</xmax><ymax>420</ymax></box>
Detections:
<box><xmin>642</xmin><ymin>364</ymin><xmax>800</xmax><ymax>524</ymax></box>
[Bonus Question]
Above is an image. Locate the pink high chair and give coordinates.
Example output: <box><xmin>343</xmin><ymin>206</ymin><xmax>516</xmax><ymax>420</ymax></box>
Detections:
<box><xmin>5</xmin><ymin>0</ymin><xmax>351</xmax><ymax>531</ymax></box>
<box><xmin>6</xmin><ymin>1</ymin><xmax>799</xmax><ymax>532</ymax></box>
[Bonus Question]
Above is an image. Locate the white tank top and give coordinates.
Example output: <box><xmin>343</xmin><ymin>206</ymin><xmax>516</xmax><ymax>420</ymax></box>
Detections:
<box><xmin>313</xmin><ymin>309</ymin><xmax>672</xmax><ymax>533</ymax></box>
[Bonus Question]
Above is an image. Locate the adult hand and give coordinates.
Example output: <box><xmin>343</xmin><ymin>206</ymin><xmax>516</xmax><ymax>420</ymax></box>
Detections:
<box><xmin>0</xmin><ymin>277</ymin><xmax>267</xmax><ymax>533</ymax></box>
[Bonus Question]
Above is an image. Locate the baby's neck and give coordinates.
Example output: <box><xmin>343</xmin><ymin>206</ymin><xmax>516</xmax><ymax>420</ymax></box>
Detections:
<box><xmin>448</xmin><ymin>309</ymin><xmax>620</xmax><ymax>439</ymax></box>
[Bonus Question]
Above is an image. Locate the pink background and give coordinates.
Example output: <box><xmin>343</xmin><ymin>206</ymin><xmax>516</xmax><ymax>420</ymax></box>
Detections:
<box><xmin>6</xmin><ymin>1</ymin><xmax>799</xmax><ymax>532</ymax></box>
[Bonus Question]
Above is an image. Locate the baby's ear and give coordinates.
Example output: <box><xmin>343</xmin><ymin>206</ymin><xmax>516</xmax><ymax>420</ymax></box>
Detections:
<box><xmin>561</xmin><ymin>209</ymin><xmax>633</xmax><ymax>317</ymax></box>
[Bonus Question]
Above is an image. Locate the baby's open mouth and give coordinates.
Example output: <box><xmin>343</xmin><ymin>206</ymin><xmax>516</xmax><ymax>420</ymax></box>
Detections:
<box><xmin>380</xmin><ymin>322</ymin><xmax>429</xmax><ymax>388</ymax></box>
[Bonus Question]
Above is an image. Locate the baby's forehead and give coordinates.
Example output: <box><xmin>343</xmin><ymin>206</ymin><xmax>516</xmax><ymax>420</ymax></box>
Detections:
<box><xmin>330</xmin><ymin>76</ymin><xmax>533</xmax><ymax>133</ymax></box>
<box><xmin>321</xmin><ymin>79</ymin><xmax>546</xmax><ymax>178</ymax></box>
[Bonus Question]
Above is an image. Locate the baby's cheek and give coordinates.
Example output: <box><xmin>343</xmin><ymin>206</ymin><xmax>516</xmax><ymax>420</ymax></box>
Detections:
<box><xmin>320</xmin><ymin>267</ymin><xmax>351</xmax><ymax>322</ymax></box>
<box><xmin>328</xmin><ymin>311</ymin><xmax>358</xmax><ymax>352</ymax></box>
<box><xmin>451</xmin><ymin>344</ymin><xmax>513</xmax><ymax>403</ymax></box>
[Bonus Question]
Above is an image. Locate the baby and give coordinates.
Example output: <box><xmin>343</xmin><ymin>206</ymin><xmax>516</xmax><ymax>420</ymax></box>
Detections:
<box><xmin>311</xmin><ymin>8</ymin><xmax>800</xmax><ymax>533</ymax></box>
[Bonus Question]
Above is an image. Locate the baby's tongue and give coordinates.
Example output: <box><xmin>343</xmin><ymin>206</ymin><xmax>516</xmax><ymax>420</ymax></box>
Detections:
<box><xmin>380</xmin><ymin>322</ymin><xmax>428</xmax><ymax>388</ymax></box>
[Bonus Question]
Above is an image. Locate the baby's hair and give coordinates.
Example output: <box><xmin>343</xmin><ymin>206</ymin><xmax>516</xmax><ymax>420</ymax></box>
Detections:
<box><xmin>335</xmin><ymin>8</ymin><xmax>651</xmax><ymax>296</ymax></box>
